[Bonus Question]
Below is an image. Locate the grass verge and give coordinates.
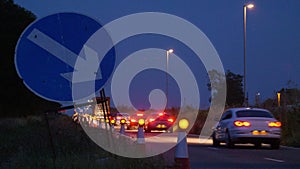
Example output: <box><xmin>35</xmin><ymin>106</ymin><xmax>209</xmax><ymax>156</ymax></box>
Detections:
<box><xmin>0</xmin><ymin>113</ymin><xmax>166</xmax><ymax>169</ymax></box>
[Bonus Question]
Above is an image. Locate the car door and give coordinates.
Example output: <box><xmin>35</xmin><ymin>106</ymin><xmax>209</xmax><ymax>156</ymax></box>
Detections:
<box><xmin>216</xmin><ymin>111</ymin><xmax>233</xmax><ymax>140</ymax></box>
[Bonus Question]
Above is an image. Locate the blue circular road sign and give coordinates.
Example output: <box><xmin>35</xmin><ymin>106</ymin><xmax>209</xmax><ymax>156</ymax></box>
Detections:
<box><xmin>15</xmin><ymin>12</ymin><xmax>115</xmax><ymax>102</ymax></box>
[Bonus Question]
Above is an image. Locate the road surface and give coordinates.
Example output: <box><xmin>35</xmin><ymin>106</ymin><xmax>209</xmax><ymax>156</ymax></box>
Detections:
<box><xmin>123</xmin><ymin>129</ymin><xmax>300</xmax><ymax>169</ymax></box>
<box><xmin>189</xmin><ymin>144</ymin><xmax>300</xmax><ymax>169</ymax></box>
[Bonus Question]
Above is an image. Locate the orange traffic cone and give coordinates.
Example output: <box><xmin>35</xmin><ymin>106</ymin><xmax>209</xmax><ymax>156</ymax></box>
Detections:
<box><xmin>119</xmin><ymin>119</ymin><xmax>126</xmax><ymax>135</ymax></box>
<box><xmin>137</xmin><ymin>119</ymin><xmax>145</xmax><ymax>144</ymax></box>
<box><xmin>110</xmin><ymin>119</ymin><xmax>115</xmax><ymax>132</ymax></box>
<box><xmin>175</xmin><ymin>118</ymin><xmax>190</xmax><ymax>169</ymax></box>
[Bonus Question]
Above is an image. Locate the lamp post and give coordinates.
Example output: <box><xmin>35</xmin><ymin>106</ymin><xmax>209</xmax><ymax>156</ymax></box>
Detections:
<box><xmin>166</xmin><ymin>49</ymin><xmax>173</xmax><ymax>108</ymax></box>
<box><xmin>277</xmin><ymin>92</ymin><xmax>281</xmax><ymax>107</ymax></box>
<box><xmin>243</xmin><ymin>3</ymin><xmax>254</xmax><ymax>107</ymax></box>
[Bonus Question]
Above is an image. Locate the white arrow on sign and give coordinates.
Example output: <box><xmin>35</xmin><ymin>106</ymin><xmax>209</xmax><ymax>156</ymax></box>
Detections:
<box><xmin>27</xmin><ymin>28</ymin><xmax>103</xmax><ymax>83</ymax></box>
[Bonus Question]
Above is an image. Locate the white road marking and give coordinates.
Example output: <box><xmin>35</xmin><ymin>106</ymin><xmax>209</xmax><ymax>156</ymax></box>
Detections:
<box><xmin>264</xmin><ymin>157</ymin><xmax>285</xmax><ymax>163</ymax></box>
<box><xmin>281</xmin><ymin>146</ymin><xmax>300</xmax><ymax>150</ymax></box>
<box><xmin>207</xmin><ymin>147</ymin><xmax>219</xmax><ymax>150</ymax></box>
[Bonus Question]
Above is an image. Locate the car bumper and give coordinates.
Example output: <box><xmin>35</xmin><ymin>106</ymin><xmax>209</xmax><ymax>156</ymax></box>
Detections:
<box><xmin>129</xmin><ymin>122</ymin><xmax>139</xmax><ymax>129</ymax></box>
<box><xmin>146</xmin><ymin>122</ymin><xmax>173</xmax><ymax>130</ymax></box>
<box><xmin>230</xmin><ymin>129</ymin><xmax>281</xmax><ymax>143</ymax></box>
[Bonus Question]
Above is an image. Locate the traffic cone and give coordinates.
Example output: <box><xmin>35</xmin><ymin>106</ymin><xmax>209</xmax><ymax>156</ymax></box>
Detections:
<box><xmin>109</xmin><ymin>124</ymin><xmax>114</xmax><ymax>131</ymax></box>
<box><xmin>119</xmin><ymin>120</ymin><xmax>126</xmax><ymax>135</ymax></box>
<box><xmin>137</xmin><ymin>119</ymin><xmax>145</xmax><ymax>144</ymax></box>
<box><xmin>110</xmin><ymin>119</ymin><xmax>115</xmax><ymax>132</ymax></box>
<box><xmin>175</xmin><ymin>131</ymin><xmax>190</xmax><ymax>169</ymax></box>
<box><xmin>175</xmin><ymin>119</ymin><xmax>190</xmax><ymax>169</ymax></box>
<box><xmin>120</xmin><ymin>119</ymin><xmax>126</xmax><ymax>135</ymax></box>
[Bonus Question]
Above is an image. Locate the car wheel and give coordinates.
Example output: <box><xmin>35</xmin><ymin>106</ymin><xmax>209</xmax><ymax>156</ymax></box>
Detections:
<box><xmin>271</xmin><ymin>141</ymin><xmax>280</xmax><ymax>149</ymax></box>
<box><xmin>212</xmin><ymin>132</ymin><xmax>220</xmax><ymax>147</ymax></box>
<box><xmin>225</xmin><ymin>131</ymin><xmax>234</xmax><ymax>148</ymax></box>
<box><xmin>145</xmin><ymin>126</ymin><xmax>151</xmax><ymax>133</ymax></box>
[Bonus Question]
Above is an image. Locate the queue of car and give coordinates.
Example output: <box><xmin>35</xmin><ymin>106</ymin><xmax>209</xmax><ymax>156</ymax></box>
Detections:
<box><xmin>112</xmin><ymin>112</ymin><xmax>131</xmax><ymax>129</ymax></box>
<box><xmin>110</xmin><ymin>111</ymin><xmax>175</xmax><ymax>132</ymax></box>
<box><xmin>72</xmin><ymin>106</ymin><xmax>282</xmax><ymax>149</ymax></box>
<box><xmin>128</xmin><ymin>112</ymin><xmax>146</xmax><ymax>129</ymax></box>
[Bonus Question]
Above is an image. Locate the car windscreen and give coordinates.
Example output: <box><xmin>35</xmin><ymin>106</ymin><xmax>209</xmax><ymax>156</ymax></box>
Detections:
<box><xmin>236</xmin><ymin>110</ymin><xmax>273</xmax><ymax>118</ymax></box>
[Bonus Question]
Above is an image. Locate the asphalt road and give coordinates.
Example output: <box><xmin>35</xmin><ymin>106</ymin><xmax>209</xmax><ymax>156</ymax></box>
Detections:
<box><xmin>122</xmin><ymin>129</ymin><xmax>300</xmax><ymax>169</ymax></box>
<box><xmin>189</xmin><ymin>144</ymin><xmax>300</xmax><ymax>169</ymax></box>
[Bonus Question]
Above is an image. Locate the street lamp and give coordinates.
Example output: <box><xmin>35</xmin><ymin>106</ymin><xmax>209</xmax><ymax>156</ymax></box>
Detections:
<box><xmin>166</xmin><ymin>49</ymin><xmax>173</xmax><ymax>108</ymax></box>
<box><xmin>243</xmin><ymin>3</ymin><xmax>254</xmax><ymax>106</ymax></box>
<box><xmin>255</xmin><ymin>92</ymin><xmax>261</xmax><ymax>107</ymax></box>
<box><xmin>277</xmin><ymin>92</ymin><xmax>281</xmax><ymax>107</ymax></box>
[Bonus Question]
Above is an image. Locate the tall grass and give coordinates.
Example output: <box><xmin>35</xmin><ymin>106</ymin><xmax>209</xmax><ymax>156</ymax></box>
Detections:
<box><xmin>0</xmin><ymin>113</ymin><xmax>165</xmax><ymax>169</ymax></box>
<box><xmin>269</xmin><ymin>107</ymin><xmax>300</xmax><ymax>147</ymax></box>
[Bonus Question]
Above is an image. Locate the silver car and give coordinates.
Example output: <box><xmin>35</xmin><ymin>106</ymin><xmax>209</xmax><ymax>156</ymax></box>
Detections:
<box><xmin>212</xmin><ymin>108</ymin><xmax>281</xmax><ymax>149</ymax></box>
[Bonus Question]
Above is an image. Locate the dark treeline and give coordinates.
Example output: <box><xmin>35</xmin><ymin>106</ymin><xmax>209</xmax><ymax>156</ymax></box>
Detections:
<box><xmin>0</xmin><ymin>0</ymin><xmax>60</xmax><ymax>117</ymax></box>
<box><xmin>207</xmin><ymin>69</ymin><xmax>244</xmax><ymax>108</ymax></box>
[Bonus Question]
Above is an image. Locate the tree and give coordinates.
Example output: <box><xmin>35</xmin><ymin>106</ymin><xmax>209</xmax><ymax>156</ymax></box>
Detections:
<box><xmin>0</xmin><ymin>0</ymin><xmax>60</xmax><ymax>117</ymax></box>
<box><xmin>225</xmin><ymin>70</ymin><xmax>244</xmax><ymax>107</ymax></box>
<box><xmin>261</xmin><ymin>80</ymin><xmax>300</xmax><ymax>109</ymax></box>
<box><xmin>207</xmin><ymin>69</ymin><xmax>226</xmax><ymax>105</ymax></box>
<box><xmin>0</xmin><ymin>0</ymin><xmax>36</xmax><ymax>69</ymax></box>
<box><xmin>262</xmin><ymin>98</ymin><xmax>277</xmax><ymax>109</ymax></box>
<box><xmin>278</xmin><ymin>88</ymin><xmax>300</xmax><ymax>107</ymax></box>
<box><xmin>207</xmin><ymin>70</ymin><xmax>244</xmax><ymax>107</ymax></box>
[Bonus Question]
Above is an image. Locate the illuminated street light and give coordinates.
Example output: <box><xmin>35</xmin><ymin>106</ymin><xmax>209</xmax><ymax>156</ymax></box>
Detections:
<box><xmin>247</xmin><ymin>4</ymin><xmax>254</xmax><ymax>9</ymax></box>
<box><xmin>277</xmin><ymin>92</ymin><xmax>281</xmax><ymax>107</ymax></box>
<box><xmin>166</xmin><ymin>49</ymin><xmax>173</xmax><ymax>108</ymax></box>
<box><xmin>255</xmin><ymin>92</ymin><xmax>261</xmax><ymax>107</ymax></box>
<box><xmin>167</xmin><ymin>49</ymin><xmax>174</xmax><ymax>54</ymax></box>
<box><xmin>243</xmin><ymin>3</ymin><xmax>254</xmax><ymax>106</ymax></box>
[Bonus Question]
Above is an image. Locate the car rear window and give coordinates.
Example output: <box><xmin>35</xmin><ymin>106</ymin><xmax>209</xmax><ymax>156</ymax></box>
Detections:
<box><xmin>236</xmin><ymin>110</ymin><xmax>273</xmax><ymax>118</ymax></box>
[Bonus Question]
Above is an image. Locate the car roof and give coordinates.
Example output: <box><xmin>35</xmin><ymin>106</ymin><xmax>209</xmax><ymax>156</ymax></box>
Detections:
<box><xmin>148</xmin><ymin>112</ymin><xmax>171</xmax><ymax>116</ymax></box>
<box><xmin>150</xmin><ymin>112</ymin><xmax>167</xmax><ymax>114</ymax></box>
<box><xmin>225</xmin><ymin>107</ymin><xmax>271</xmax><ymax>113</ymax></box>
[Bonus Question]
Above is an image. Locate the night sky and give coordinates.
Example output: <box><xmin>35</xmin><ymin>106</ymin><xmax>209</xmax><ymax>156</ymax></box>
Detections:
<box><xmin>14</xmin><ymin>0</ymin><xmax>300</xmax><ymax>109</ymax></box>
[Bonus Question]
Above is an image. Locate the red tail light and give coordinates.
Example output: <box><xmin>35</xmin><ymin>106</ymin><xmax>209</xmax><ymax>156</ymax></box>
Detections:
<box><xmin>268</xmin><ymin>121</ymin><xmax>281</xmax><ymax>128</ymax></box>
<box><xmin>167</xmin><ymin>118</ymin><xmax>174</xmax><ymax>123</ymax></box>
<box><xmin>234</xmin><ymin>120</ymin><xmax>251</xmax><ymax>127</ymax></box>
